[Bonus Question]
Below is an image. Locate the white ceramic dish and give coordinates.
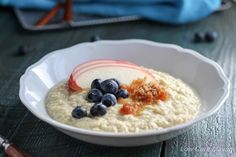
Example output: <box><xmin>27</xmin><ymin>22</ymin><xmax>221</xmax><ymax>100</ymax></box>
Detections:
<box><xmin>19</xmin><ymin>39</ymin><xmax>230</xmax><ymax>146</ymax></box>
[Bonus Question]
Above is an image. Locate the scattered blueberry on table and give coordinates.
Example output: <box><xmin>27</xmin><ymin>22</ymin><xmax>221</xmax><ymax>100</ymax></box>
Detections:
<box><xmin>193</xmin><ymin>31</ymin><xmax>218</xmax><ymax>43</ymax></box>
<box><xmin>72</xmin><ymin>106</ymin><xmax>87</xmax><ymax>118</ymax></box>
<box><xmin>90</xmin><ymin>34</ymin><xmax>101</xmax><ymax>42</ymax></box>
<box><xmin>204</xmin><ymin>31</ymin><xmax>218</xmax><ymax>42</ymax></box>
<box><xmin>193</xmin><ymin>32</ymin><xmax>205</xmax><ymax>43</ymax></box>
<box><xmin>17</xmin><ymin>45</ymin><xmax>29</xmax><ymax>56</ymax></box>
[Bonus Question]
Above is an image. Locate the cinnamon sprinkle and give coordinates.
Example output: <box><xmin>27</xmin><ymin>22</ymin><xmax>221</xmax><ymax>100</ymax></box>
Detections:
<box><xmin>119</xmin><ymin>78</ymin><xmax>169</xmax><ymax>115</ymax></box>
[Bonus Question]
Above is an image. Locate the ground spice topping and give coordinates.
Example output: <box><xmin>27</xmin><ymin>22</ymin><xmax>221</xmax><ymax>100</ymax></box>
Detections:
<box><xmin>119</xmin><ymin>78</ymin><xmax>169</xmax><ymax>115</ymax></box>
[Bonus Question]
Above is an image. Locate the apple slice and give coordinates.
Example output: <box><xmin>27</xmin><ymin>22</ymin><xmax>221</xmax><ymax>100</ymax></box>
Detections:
<box><xmin>72</xmin><ymin>59</ymin><xmax>137</xmax><ymax>77</ymax></box>
<box><xmin>77</xmin><ymin>59</ymin><xmax>137</xmax><ymax>69</ymax></box>
<box><xmin>73</xmin><ymin>64</ymin><xmax>156</xmax><ymax>89</ymax></box>
<box><xmin>68</xmin><ymin>60</ymin><xmax>156</xmax><ymax>91</ymax></box>
<box><xmin>68</xmin><ymin>60</ymin><xmax>137</xmax><ymax>91</ymax></box>
<box><xmin>68</xmin><ymin>74</ymin><xmax>82</xmax><ymax>91</ymax></box>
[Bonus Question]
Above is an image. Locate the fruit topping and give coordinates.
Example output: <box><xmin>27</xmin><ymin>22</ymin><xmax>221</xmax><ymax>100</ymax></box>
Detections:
<box><xmin>87</xmin><ymin>88</ymin><xmax>103</xmax><ymax>103</ymax></box>
<box><xmin>68</xmin><ymin>60</ymin><xmax>164</xmax><ymax>118</ymax></box>
<box><xmin>84</xmin><ymin>78</ymin><xmax>129</xmax><ymax>117</ymax></box>
<box><xmin>67</xmin><ymin>59</ymin><xmax>155</xmax><ymax>90</ymax></box>
<box><xmin>109</xmin><ymin>78</ymin><xmax>121</xmax><ymax>87</ymax></box>
<box><xmin>91</xmin><ymin>79</ymin><xmax>102</xmax><ymax>90</ymax></box>
<box><xmin>72</xmin><ymin>106</ymin><xmax>87</xmax><ymax>119</ymax></box>
<box><xmin>117</xmin><ymin>89</ymin><xmax>129</xmax><ymax>98</ymax></box>
<box><xmin>101</xmin><ymin>93</ymin><xmax>117</xmax><ymax>107</ymax></box>
<box><xmin>90</xmin><ymin>103</ymin><xmax>107</xmax><ymax>116</ymax></box>
<box><xmin>68</xmin><ymin>74</ymin><xmax>83</xmax><ymax>91</ymax></box>
<box><xmin>100</xmin><ymin>79</ymin><xmax>119</xmax><ymax>94</ymax></box>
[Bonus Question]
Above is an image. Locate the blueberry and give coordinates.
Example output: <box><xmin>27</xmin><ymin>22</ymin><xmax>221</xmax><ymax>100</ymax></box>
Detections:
<box><xmin>205</xmin><ymin>31</ymin><xmax>218</xmax><ymax>42</ymax></box>
<box><xmin>100</xmin><ymin>79</ymin><xmax>119</xmax><ymax>94</ymax></box>
<box><xmin>87</xmin><ymin>88</ymin><xmax>103</xmax><ymax>103</ymax></box>
<box><xmin>90</xmin><ymin>34</ymin><xmax>101</xmax><ymax>42</ymax></box>
<box><xmin>117</xmin><ymin>89</ymin><xmax>129</xmax><ymax>98</ymax></box>
<box><xmin>18</xmin><ymin>45</ymin><xmax>30</xmax><ymax>56</ymax></box>
<box><xmin>90</xmin><ymin>103</ymin><xmax>107</xmax><ymax>116</ymax></box>
<box><xmin>193</xmin><ymin>32</ymin><xmax>204</xmax><ymax>43</ymax></box>
<box><xmin>91</xmin><ymin>79</ymin><xmax>102</xmax><ymax>90</ymax></box>
<box><xmin>109</xmin><ymin>78</ymin><xmax>120</xmax><ymax>87</ymax></box>
<box><xmin>101</xmin><ymin>93</ymin><xmax>117</xmax><ymax>107</ymax></box>
<box><xmin>72</xmin><ymin>106</ymin><xmax>87</xmax><ymax>119</ymax></box>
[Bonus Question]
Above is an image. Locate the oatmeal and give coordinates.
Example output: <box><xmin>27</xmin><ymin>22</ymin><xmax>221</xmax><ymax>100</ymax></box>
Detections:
<box><xmin>46</xmin><ymin>69</ymin><xmax>201</xmax><ymax>133</ymax></box>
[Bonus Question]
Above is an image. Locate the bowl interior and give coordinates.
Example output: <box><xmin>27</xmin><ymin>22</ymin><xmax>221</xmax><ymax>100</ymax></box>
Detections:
<box><xmin>20</xmin><ymin>40</ymin><xmax>229</xmax><ymax>133</ymax></box>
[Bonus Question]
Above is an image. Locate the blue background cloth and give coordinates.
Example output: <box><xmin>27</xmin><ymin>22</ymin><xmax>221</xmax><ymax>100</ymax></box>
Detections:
<box><xmin>0</xmin><ymin>0</ymin><xmax>221</xmax><ymax>24</ymax></box>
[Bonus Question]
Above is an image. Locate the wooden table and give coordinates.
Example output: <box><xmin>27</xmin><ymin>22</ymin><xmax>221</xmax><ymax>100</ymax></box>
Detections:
<box><xmin>0</xmin><ymin>6</ymin><xmax>235</xmax><ymax>157</ymax></box>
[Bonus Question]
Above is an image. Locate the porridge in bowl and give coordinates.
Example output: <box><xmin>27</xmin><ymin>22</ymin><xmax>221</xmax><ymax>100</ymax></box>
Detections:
<box><xmin>46</xmin><ymin>60</ymin><xmax>201</xmax><ymax>133</ymax></box>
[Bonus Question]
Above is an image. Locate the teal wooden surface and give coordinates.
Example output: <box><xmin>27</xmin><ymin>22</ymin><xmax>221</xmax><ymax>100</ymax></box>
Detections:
<box><xmin>0</xmin><ymin>5</ymin><xmax>236</xmax><ymax>157</ymax></box>
<box><xmin>164</xmin><ymin>7</ymin><xmax>236</xmax><ymax>157</ymax></box>
<box><xmin>0</xmin><ymin>8</ymin><xmax>163</xmax><ymax>157</ymax></box>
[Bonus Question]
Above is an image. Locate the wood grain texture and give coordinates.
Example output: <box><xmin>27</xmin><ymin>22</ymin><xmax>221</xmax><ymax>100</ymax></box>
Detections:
<box><xmin>0</xmin><ymin>8</ymin><xmax>163</xmax><ymax>157</ymax></box>
<box><xmin>164</xmin><ymin>7</ymin><xmax>236</xmax><ymax>157</ymax></box>
<box><xmin>0</xmin><ymin>5</ymin><xmax>236</xmax><ymax>157</ymax></box>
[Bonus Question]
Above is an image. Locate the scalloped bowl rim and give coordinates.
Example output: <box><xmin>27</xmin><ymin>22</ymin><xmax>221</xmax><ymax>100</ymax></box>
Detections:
<box><xmin>19</xmin><ymin>39</ymin><xmax>230</xmax><ymax>137</ymax></box>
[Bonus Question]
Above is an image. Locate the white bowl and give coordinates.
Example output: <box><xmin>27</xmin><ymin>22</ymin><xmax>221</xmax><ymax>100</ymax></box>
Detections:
<box><xmin>19</xmin><ymin>39</ymin><xmax>230</xmax><ymax>146</ymax></box>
